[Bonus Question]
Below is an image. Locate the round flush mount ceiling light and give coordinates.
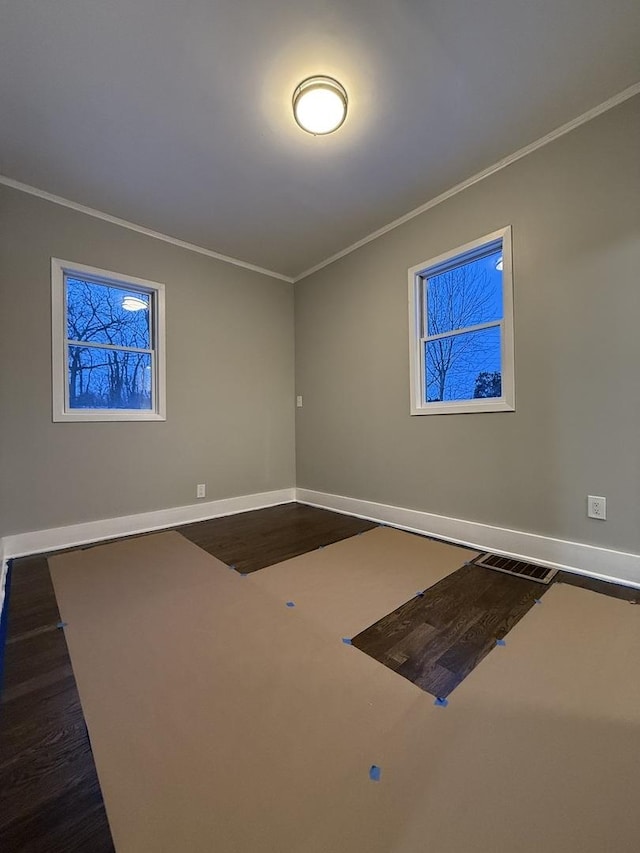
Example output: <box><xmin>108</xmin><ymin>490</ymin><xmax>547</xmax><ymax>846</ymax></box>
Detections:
<box><xmin>292</xmin><ymin>76</ymin><xmax>348</xmax><ymax>135</ymax></box>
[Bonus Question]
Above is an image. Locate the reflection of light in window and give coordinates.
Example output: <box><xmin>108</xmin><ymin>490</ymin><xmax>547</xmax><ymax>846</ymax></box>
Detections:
<box><xmin>122</xmin><ymin>295</ymin><xmax>148</xmax><ymax>311</ymax></box>
<box><xmin>495</xmin><ymin>255</ymin><xmax>503</xmax><ymax>271</ymax></box>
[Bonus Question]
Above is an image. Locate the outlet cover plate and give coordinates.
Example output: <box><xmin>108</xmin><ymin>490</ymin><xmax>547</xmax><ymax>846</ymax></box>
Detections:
<box><xmin>587</xmin><ymin>495</ymin><xmax>606</xmax><ymax>520</ymax></box>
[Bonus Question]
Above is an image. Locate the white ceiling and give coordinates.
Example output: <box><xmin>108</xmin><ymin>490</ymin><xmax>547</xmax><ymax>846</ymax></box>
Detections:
<box><xmin>1</xmin><ymin>0</ymin><xmax>639</xmax><ymax>279</ymax></box>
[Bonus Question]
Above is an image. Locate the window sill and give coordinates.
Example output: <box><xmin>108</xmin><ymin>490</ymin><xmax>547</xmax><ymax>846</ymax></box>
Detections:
<box><xmin>410</xmin><ymin>399</ymin><xmax>515</xmax><ymax>416</ymax></box>
<box><xmin>53</xmin><ymin>411</ymin><xmax>166</xmax><ymax>423</ymax></box>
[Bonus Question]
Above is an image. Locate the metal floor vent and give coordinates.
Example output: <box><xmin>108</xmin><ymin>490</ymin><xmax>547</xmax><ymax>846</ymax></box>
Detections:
<box><xmin>472</xmin><ymin>553</ymin><xmax>558</xmax><ymax>584</ymax></box>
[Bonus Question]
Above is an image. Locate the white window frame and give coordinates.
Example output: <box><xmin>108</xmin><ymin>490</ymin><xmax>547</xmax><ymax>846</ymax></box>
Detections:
<box><xmin>408</xmin><ymin>226</ymin><xmax>515</xmax><ymax>415</ymax></box>
<box><xmin>51</xmin><ymin>258</ymin><xmax>166</xmax><ymax>422</ymax></box>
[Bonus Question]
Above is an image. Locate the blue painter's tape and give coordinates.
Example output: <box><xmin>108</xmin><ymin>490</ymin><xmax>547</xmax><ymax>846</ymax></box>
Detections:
<box><xmin>534</xmin><ymin>598</ymin><xmax>542</xmax><ymax>605</ymax></box>
<box><xmin>434</xmin><ymin>697</ymin><xmax>448</xmax><ymax>708</ymax></box>
<box><xmin>342</xmin><ymin>637</ymin><xmax>352</xmax><ymax>645</ymax></box>
<box><xmin>496</xmin><ymin>638</ymin><xmax>506</xmax><ymax>646</ymax></box>
<box><xmin>286</xmin><ymin>601</ymin><xmax>296</xmax><ymax>608</ymax></box>
<box><xmin>318</xmin><ymin>545</ymin><xmax>325</xmax><ymax>550</ymax></box>
<box><xmin>57</xmin><ymin>621</ymin><xmax>68</xmax><ymax>629</ymax></box>
<box><xmin>228</xmin><ymin>563</ymin><xmax>237</xmax><ymax>570</ymax></box>
<box><xmin>0</xmin><ymin>559</ymin><xmax>15</xmax><ymax>694</ymax></box>
<box><xmin>369</xmin><ymin>765</ymin><xmax>381</xmax><ymax>782</ymax></box>
<box><xmin>416</xmin><ymin>590</ymin><xmax>425</xmax><ymax>598</ymax></box>
<box><xmin>240</xmin><ymin>573</ymin><xmax>248</xmax><ymax>578</ymax></box>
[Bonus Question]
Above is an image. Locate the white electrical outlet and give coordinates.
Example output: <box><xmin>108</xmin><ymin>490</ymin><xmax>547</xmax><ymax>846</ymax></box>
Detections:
<box><xmin>196</xmin><ymin>484</ymin><xmax>206</xmax><ymax>499</ymax></box>
<box><xmin>587</xmin><ymin>495</ymin><xmax>606</xmax><ymax>520</ymax></box>
<box><xmin>296</xmin><ymin>395</ymin><xmax>303</xmax><ymax>408</ymax></box>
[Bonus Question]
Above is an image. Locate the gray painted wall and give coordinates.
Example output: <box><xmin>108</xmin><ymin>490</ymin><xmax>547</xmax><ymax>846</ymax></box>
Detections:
<box><xmin>0</xmin><ymin>186</ymin><xmax>295</xmax><ymax>537</ymax></box>
<box><xmin>295</xmin><ymin>96</ymin><xmax>640</xmax><ymax>554</ymax></box>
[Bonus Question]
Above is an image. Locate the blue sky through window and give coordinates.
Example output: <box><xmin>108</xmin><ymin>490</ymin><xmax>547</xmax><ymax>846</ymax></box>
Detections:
<box><xmin>65</xmin><ymin>277</ymin><xmax>152</xmax><ymax>410</ymax></box>
<box><xmin>66</xmin><ymin>278</ymin><xmax>151</xmax><ymax>348</ymax></box>
<box><xmin>425</xmin><ymin>249</ymin><xmax>503</xmax><ymax>402</ymax></box>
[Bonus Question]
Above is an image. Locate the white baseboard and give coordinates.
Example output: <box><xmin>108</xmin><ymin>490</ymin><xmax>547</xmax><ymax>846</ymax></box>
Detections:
<box><xmin>2</xmin><ymin>488</ymin><xmax>296</xmax><ymax>559</ymax></box>
<box><xmin>3</xmin><ymin>485</ymin><xmax>639</xmax><ymax>591</ymax></box>
<box><xmin>296</xmin><ymin>488</ymin><xmax>640</xmax><ymax>589</ymax></box>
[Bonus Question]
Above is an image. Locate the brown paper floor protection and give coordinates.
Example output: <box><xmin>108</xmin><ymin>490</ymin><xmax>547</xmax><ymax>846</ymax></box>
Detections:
<box><xmin>49</xmin><ymin>531</ymin><xmax>640</xmax><ymax>852</ymax></box>
<box><xmin>248</xmin><ymin>525</ymin><xmax>476</xmax><ymax>637</ymax></box>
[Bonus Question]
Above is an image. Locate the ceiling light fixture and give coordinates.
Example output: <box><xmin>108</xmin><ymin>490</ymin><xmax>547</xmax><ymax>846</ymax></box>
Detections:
<box><xmin>122</xmin><ymin>295</ymin><xmax>148</xmax><ymax>311</ymax></box>
<box><xmin>292</xmin><ymin>76</ymin><xmax>348</xmax><ymax>135</ymax></box>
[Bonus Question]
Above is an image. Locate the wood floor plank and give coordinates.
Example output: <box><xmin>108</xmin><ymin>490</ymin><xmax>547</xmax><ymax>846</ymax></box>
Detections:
<box><xmin>0</xmin><ymin>781</ymin><xmax>114</xmax><ymax>853</ymax></box>
<box><xmin>0</xmin><ymin>679</ymin><xmax>85</xmax><ymax>769</ymax></box>
<box><xmin>179</xmin><ymin>502</ymin><xmax>377</xmax><ymax>573</ymax></box>
<box><xmin>383</xmin><ymin>622</ymin><xmax>439</xmax><ymax>669</ymax></box>
<box><xmin>2</xmin><ymin>630</ymin><xmax>70</xmax><ymax>691</ymax></box>
<box><xmin>4</xmin><ymin>559</ymin><xmax>61</xmax><ymax>636</ymax></box>
<box><xmin>0</xmin><ymin>554</ymin><xmax>114</xmax><ymax>853</ymax></box>
<box><xmin>353</xmin><ymin>563</ymin><xmax>548</xmax><ymax>698</ymax></box>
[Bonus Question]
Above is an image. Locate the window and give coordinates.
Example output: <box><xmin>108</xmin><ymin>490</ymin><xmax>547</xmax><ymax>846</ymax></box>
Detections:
<box><xmin>408</xmin><ymin>227</ymin><xmax>515</xmax><ymax>415</ymax></box>
<box><xmin>51</xmin><ymin>259</ymin><xmax>166</xmax><ymax>422</ymax></box>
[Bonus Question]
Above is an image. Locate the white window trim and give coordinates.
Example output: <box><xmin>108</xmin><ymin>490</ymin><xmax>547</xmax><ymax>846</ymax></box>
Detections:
<box><xmin>51</xmin><ymin>258</ymin><xmax>166</xmax><ymax>422</ymax></box>
<box><xmin>408</xmin><ymin>226</ymin><xmax>515</xmax><ymax>416</ymax></box>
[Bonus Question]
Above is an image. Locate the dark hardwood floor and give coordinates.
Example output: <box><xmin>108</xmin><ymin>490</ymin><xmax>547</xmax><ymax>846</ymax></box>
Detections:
<box><xmin>178</xmin><ymin>502</ymin><xmax>377</xmax><ymax>573</ymax></box>
<box><xmin>1</xmin><ymin>502</ymin><xmax>636</xmax><ymax>850</ymax></box>
<box><xmin>352</xmin><ymin>562</ymin><xmax>548</xmax><ymax>699</ymax></box>
<box><xmin>0</xmin><ymin>556</ymin><xmax>114</xmax><ymax>852</ymax></box>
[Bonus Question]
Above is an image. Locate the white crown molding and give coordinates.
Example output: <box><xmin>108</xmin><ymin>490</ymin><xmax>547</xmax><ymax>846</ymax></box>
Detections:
<box><xmin>2</xmin><ymin>83</ymin><xmax>637</xmax><ymax>287</ymax></box>
<box><xmin>2</xmin><ymin>488</ymin><xmax>295</xmax><ymax>559</ymax></box>
<box><xmin>293</xmin><ymin>81</ymin><xmax>640</xmax><ymax>281</ymax></box>
<box><xmin>296</xmin><ymin>489</ymin><xmax>640</xmax><ymax>589</ymax></box>
<box><xmin>0</xmin><ymin>175</ymin><xmax>294</xmax><ymax>284</ymax></box>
